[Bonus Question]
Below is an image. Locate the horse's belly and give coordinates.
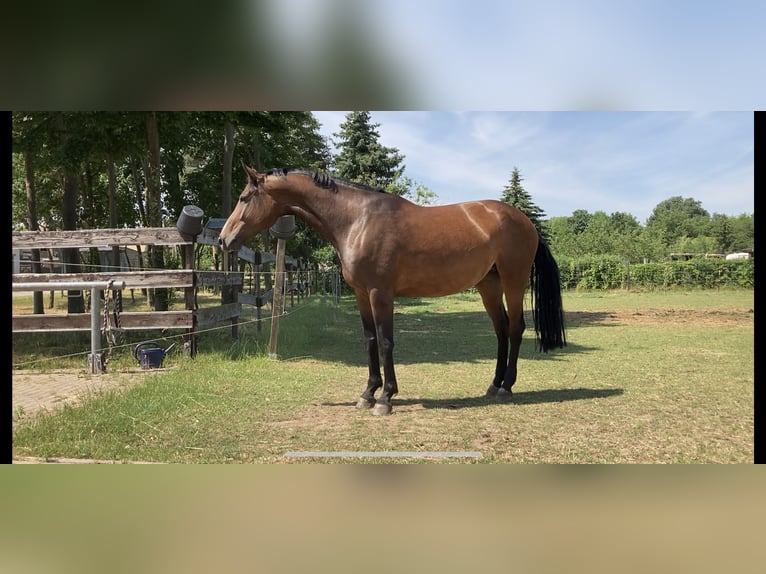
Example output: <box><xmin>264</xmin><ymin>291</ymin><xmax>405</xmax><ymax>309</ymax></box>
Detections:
<box><xmin>394</xmin><ymin>260</ymin><xmax>489</xmax><ymax>297</ymax></box>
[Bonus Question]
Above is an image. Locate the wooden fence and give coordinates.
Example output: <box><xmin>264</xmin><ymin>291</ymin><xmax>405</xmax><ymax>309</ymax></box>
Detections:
<box><xmin>12</xmin><ymin>225</ymin><xmax>327</xmax><ymax>363</ymax></box>
<box><xmin>197</xmin><ymin>219</ymin><xmax>322</xmax><ymax>336</ymax></box>
<box><xmin>11</xmin><ymin>227</ymin><xmax>242</xmax><ymax>358</ymax></box>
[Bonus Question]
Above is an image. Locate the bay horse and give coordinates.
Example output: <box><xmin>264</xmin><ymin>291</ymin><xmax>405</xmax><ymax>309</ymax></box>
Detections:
<box><xmin>219</xmin><ymin>166</ymin><xmax>566</xmax><ymax>415</ymax></box>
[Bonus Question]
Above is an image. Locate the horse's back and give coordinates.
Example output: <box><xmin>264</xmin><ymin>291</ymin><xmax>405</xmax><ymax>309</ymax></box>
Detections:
<box><xmin>373</xmin><ymin>199</ymin><xmax>538</xmax><ymax>297</ymax></box>
<box><xmin>398</xmin><ymin>199</ymin><xmax>536</xmax><ymax>245</ymax></box>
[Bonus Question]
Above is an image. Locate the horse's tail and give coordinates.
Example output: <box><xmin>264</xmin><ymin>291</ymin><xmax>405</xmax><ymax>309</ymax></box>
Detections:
<box><xmin>530</xmin><ymin>235</ymin><xmax>567</xmax><ymax>352</ymax></box>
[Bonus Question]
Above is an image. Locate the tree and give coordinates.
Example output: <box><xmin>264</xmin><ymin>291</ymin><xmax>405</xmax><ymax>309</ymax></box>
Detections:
<box><xmin>580</xmin><ymin>211</ymin><xmax>613</xmax><ymax>254</ymax></box>
<box><xmin>145</xmin><ymin>112</ymin><xmax>170</xmax><ymax>311</ymax></box>
<box><xmin>249</xmin><ymin>112</ymin><xmax>330</xmax><ymax>171</ymax></box>
<box><xmin>609</xmin><ymin>211</ymin><xmax>641</xmax><ymax>236</ymax></box>
<box><xmin>609</xmin><ymin>211</ymin><xmax>642</xmax><ymax>262</ymax></box>
<box><xmin>548</xmin><ymin>210</ymin><xmax>647</xmax><ymax>262</ymax></box>
<box><xmin>49</xmin><ymin>112</ymin><xmax>93</xmax><ymax>313</ymax></box>
<box><xmin>707</xmin><ymin>212</ymin><xmax>755</xmax><ymax>253</ymax></box>
<box><xmin>729</xmin><ymin>213</ymin><xmax>754</xmax><ymax>252</ymax></box>
<box><xmin>673</xmin><ymin>235</ymin><xmax>719</xmax><ymax>255</ymax></box>
<box><xmin>636</xmin><ymin>225</ymin><xmax>667</xmax><ymax>262</ymax></box>
<box><xmin>546</xmin><ymin>216</ymin><xmax>577</xmax><ymax>257</ymax></box>
<box><xmin>412</xmin><ymin>183</ymin><xmax>438</xmax><ymax>206</ymax></box>
<box><xmin>11</xmin><ymin>112</ymin><xmax>334</xmax><ymax>260</ymax></box>
<box><xmin>331</xmin><ymin>111</ymin><xmax>406</xmax><ymax>192</ymax></box>
<box><xmin>645</xmin><ymin>196</ymin><xmax>710</xmax><ymax>248</ymax></box>
<box><xmin>709</xmin><ymin>214</ymin><xmax>734</xmax><ymax>253</ymax></box>
<box><xmin>17</xmin><ymin>137</ymin><xmax>46</xmax><ymax>314</ymax></box>
<box><xmin>12</xmin><ymin>113</ymin><xmax>56</xmax><ymax>230</ymax></box>
<box><xmin>500</xmin><ymin>167</ymin><xmax>550</xmax><ymax>243</ymax></box>
<box><xmin>568</xmin><ymin>209</ymin><xmax>592</xmax><ymax>235</ymax></box>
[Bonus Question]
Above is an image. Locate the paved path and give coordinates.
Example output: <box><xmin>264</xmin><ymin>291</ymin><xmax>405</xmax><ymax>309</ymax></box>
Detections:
<box><xmin>12</xmin><ymin>369</ymin><xmax>147</xmax><ymax>430</ymax></box>
<box><xmin>12</xmin><ymin>369</ymin><xmax>160</xmax><ymax>464</ymax></box>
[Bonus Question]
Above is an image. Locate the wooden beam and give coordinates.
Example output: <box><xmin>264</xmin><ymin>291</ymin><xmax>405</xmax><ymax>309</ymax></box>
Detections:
<box><xmin>12</xmin><ymin>270</ymin><xmax>194</xmax><ymax>289</ymax></box>
<box><xmin>196</xmin><ymin>303</ymin><xmax>242</xmax><ymax>327</ymax></box>
<box><xmin>197</xmin><ymin>271</ymin><xmax>244</xmax><ymax>289</ymax></box>
<box><xmin>237</xmin><ymin>292</ymin><xmax>259</xmax><ymax>306</ymax></box>
<box><xmin>12</xmin><ymin>228</ymin><xmax>192</xmax><ymax>249</ymax></box>
<box><xmin>12</xmin><ymin>311</ymin><xmax>193</xmax><ymax>332</ymax></box>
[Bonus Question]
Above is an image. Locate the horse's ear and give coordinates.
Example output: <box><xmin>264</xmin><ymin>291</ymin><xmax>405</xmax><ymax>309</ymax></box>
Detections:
<box><xmin>242</xmin><ymin>163</ymin><xmax>259</xmax><ymax>183</ymax></box>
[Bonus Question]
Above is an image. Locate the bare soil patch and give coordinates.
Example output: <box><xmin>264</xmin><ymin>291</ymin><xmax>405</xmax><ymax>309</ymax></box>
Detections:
<box><xmin>566</xmin><ymin>307</ymin><xmax>754</xmax><ymax>327</ymax></box>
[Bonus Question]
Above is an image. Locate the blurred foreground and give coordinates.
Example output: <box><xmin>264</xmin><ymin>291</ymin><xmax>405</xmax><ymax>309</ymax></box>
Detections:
<box><xmin>1</xmin><ymin>465</ymin><xmax>763</xmax><ymax>573</ymax></box>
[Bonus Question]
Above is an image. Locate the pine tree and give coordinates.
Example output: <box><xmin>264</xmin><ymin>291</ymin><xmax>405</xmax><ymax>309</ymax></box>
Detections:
<box><xmin>500</xmin><ymin>167</ymin><xmax>550</xmax><ymax>243</ymax></box>
<box><xmin>331</xmin><ymin>111</ymin><xmax>407</xmax><ymax>194</ymax></box>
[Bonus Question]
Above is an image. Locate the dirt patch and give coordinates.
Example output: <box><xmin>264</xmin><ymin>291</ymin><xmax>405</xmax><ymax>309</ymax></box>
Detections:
<box><xmin>566</xmin><ymin>307</ymin><xmax>754</xmax><ymax>328</ymax></box>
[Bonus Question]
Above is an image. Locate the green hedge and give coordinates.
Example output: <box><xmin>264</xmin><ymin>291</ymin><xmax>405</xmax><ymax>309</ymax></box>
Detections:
<box><xmin>557</xmin><ymin>256</ymin><xmax>754</xmax><ymax>290</ymax></box>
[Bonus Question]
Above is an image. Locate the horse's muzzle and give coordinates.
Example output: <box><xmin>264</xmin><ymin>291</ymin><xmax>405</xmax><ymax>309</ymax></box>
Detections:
<box><xmin>218</xmin><ymin>236</ymin><xmax>241</xmax><ymax>252</ymax></box>
<box><xmin>218</xmin><ymin>220</ymin><xmax>245</xmax><ymax>251</ymax></box>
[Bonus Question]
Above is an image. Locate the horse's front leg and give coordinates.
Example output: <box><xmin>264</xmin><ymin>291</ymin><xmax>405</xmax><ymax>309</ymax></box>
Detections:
<box><xmin>355</xmin><ymin>292</ymin><xmax>382</xmax><ymax>409</ymax></box>
<box><xmin>369</xmin><ymin>290</ymin><xmax>397</xmax><ymax>416</ymax></box>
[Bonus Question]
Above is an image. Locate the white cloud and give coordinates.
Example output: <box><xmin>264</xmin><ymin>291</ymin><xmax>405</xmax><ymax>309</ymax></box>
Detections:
<box><xmin>313</xmin><ymin>111</ymin><xmax>754</xmax><ymax>222</ymax></box>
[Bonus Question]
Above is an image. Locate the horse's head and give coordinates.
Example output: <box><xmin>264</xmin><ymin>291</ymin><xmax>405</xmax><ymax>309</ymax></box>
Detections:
<box><xmin>219</xmin><ymin>165</ymin><xmax>283</xmax><ymax>251</ymax></box>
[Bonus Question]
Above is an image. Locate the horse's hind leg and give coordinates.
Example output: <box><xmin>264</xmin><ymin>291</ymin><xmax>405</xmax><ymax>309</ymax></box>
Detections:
<box><xmin>476</xmin><ymin>271</ymin><xmax>509</xmax><ymax>397</ymax></box>
<box><xmin>354</xmin><ymin>290</ymin><xmax>382</xmax><ymax>409</ymax></box>
<box><xmin>500</xmin><ymin>282</ymin><xmax>527</xmax><ymax>397</ymax></box>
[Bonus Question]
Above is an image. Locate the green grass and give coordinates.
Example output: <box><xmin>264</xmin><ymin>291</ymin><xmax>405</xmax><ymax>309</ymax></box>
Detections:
<box><xmin>12</xmin><ymin>288</ymin><xmax>754</xmax><ymax>463</ymax></box>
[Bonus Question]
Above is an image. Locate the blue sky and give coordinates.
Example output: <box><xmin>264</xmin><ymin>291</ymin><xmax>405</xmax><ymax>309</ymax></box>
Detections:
<box><xmin>313</xmin><ymin>111</ymin><xmax>754</xmax><ymax>224</ymax></box>
<box><xmin>265</xmin><ymin>1</ymin><xmax>765</xmax><ymax>110</ymax></box>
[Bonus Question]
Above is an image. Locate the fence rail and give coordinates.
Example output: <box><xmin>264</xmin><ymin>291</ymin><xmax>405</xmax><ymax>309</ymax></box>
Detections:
<box><xmin>12</xmin><ymin>225</ymin><xmax>334</xmax><ymax>371</ymax></box>
<box><xmin>11</xmin><ymin>227</ymin><xmax>191</xmax><ymax>249</ymax></box>
<box><xmin>13</xmin><ymin>270</ymin><xmax>193</xmax><ymax>289</ymax></box>
<box><xmin>12</xmin><ymin>229</ymin><xmax>212</xmax><ymax>360</ymax></box>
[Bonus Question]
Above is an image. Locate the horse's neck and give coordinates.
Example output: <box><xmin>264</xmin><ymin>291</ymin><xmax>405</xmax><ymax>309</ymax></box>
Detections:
<box><xmin>282</xmin><ymin>184</ymin><xmax>364</xmax><ymax>246</ymax></box>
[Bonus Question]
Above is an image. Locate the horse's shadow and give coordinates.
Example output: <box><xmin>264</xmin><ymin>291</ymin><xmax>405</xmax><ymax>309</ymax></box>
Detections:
<box><xmin>323</xmin><ymin>387</ymin><xmax>623</xmax><ymax>410</ymax></box>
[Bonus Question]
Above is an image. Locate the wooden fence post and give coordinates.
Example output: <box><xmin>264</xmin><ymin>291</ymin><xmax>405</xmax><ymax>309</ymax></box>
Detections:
<box><xmin>267</xmin><ymin>215</ymin><xmax>295</xmax><ymax>359</ymax></box>
<box><xmin>268</xmin><ymin>237</ymin><xmax>287</xmax><ymax>359</ymax></box>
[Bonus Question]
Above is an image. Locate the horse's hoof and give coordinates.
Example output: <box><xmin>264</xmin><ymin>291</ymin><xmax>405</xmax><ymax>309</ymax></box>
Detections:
<box><xmin>356</xmin><ymin>397</ymin><xmax>376</xmax><ymax>409</ymax></box>
<box><xmin>496</xmin><ymin>388</ymin><xmax>513</xmax><ymax>401</ymax></box>
<box><xmin>486</xmin><ymin>384</ymin><xmax>500</xmax><ymax>397</ymax></box>
<box><xmin>371</xmin><ymin>402</ymin><xmax>392</xmax><ymax>416</ymax></box>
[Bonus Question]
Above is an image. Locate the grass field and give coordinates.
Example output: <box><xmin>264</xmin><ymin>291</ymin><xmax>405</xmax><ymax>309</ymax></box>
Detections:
<box><xmin>12</xmin><ymin>288</ymin><xmax>754</xmax><ymax>463</ymax></box>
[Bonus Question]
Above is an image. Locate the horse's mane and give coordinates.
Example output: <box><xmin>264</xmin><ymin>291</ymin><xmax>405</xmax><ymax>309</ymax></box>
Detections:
<box><xmin>265</xmin><ymin>167</ymin><xmax>386</xmax><ymax>194</ymax></box>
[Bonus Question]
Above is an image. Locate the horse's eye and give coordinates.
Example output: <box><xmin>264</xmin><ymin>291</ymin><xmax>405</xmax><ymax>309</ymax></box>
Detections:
<box><xmin>239</xmin><ymin>186</ymin><xmax>257</xmax><ymax>203</ymax></box>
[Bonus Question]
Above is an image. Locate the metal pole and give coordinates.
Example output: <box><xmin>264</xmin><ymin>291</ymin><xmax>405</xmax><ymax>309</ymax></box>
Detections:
<box><xmin>255</xmin><ymin>259</ymin><xmax>262</xmax><ymax>333</ymax></box>
<box><xmin>13</xmin><ymin>280</ymin><xmax>126</xmax><ymax>374</ymax></box>
<box><xmin>89</xmin><ymin>286</ymin><xmax>102</xmax><ymax>374</ymax></box>
<box><xmin>183</xmin><ymin>243</ymin><xmax>198</xmax><ymax>358</ymax></box>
